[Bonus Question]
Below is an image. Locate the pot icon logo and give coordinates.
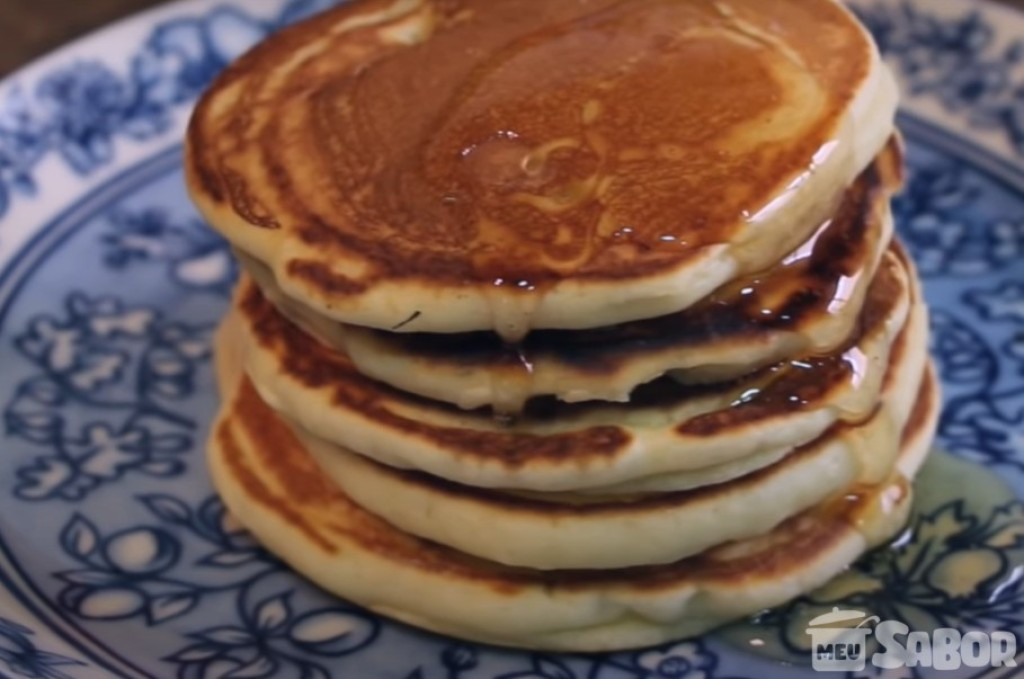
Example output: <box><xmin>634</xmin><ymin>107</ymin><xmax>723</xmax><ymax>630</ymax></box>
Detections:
<box><xmin>806</xmin><ymin>607</ymin><xmax>880</xmax><ymax>672</ymax></box>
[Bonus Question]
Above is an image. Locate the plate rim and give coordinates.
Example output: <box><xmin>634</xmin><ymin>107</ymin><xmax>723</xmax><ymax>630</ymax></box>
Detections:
<box><xmin>0</xmin><ymin>0</ymin><xmax>1022</xmax><ymax>677</ymax></box>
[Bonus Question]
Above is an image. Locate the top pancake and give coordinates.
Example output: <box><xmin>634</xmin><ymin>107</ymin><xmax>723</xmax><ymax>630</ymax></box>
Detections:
<box><xmin>242</xmin><ymin>137</ymin><xmax>902</xmax><ymax>411</ymax></box>
<box><xmin>186</xmin><ymin>0</ymin><xmax>898</xmax><ymax>338</ymax></box>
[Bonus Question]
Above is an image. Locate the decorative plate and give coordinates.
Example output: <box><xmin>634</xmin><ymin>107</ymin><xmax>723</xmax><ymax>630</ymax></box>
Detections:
<box><xmin>1</xmin><ymin>0</ymin><xmax>1022</xmax><ymax>677</ymax></box>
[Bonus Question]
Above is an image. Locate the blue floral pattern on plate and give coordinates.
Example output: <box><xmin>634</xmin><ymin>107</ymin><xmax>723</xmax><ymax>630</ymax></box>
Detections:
<box><xmin>0</xmin><ymin>0</ymin><xmax>1022</xmax><ymax>677</ymax></box>
<box><xmin>0</xmin><ymin>616</ymin><xmax>84</xmax><ymax>679</ymax></box>
<box><xmin>8</xmin><ymin>292</ymin><xmax>211</xmax><ymax>502</ymax></box>
<box><xmin>0</xmin><ymin>0</ymin><xmax>339</xmax><ymax>219</ymax></box>
<box><xmin>854</xmin><ymin>2</ymin><xmax>1024</xmax><ymax>154</ymax></box>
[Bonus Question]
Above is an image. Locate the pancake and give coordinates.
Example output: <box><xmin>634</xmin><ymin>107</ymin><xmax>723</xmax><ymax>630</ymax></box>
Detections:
<box><xmin>186</xmin><ymin>0</ymin><xmax>899</xmax><ymax>339</ymax></box>
<box><xmin>230</xmin><ymin>249</ymin><xmax>914</xmax><ymax>493</ymax></box>
<box><xmin>295</xmin><ymin>370</ymin><xmax>929</xmax><ymax>570</ymax></box>
<box><xmin>206</xmin><ymin>357</ymin><xmax>938</xmax><ymax>651</ymax></box>
<box><xmin>280</xmin><ymin>295</ymin><xmax>930</xmax><ymax>570</ymax></box>
<box><xmin>242</xmin><ymin>137</ymin><xmax>902</xmax><ymax>411</ymax></box>
<box><xmin>600</xmin><ymin>250</ymin><xmax>928</xmax><ymax>496</ymax></box>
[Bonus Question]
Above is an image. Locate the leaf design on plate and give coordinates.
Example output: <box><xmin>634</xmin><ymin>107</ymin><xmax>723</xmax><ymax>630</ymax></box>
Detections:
<box><xmin>196</xmin><ymin>627</ymin><xmax>255</xmax><ymax>647</ymax></box>
<box><xmin>139</xmin><ymin>494</ymin><xmax>192</xmax><ymax>524</ymax></box>
<box><xmin>59</xmin><ymin>514</ymin><xmax>99</xmax><ymax>560</ymax></box>
<box><xmin>253</xmin><ymin>592</ymin><xmax>292</xmax><ymax>633</ymax></box>
<box><xmin>197</xmin><ymin>549</ymin><xmax>262</xmax><ymax>568</ymax></box>
<box><xmin>223</xmin><ymin>654</ymin><xmax>278</xmax><ymax>679</ymax></box>
<box><xmin>147</xmin><ymin>592</ymin><xmax>200</xmax><ymax>624</ymax></box>
<box><xmin>289</xmin><ymin>610</ymin><xmax>379</xmax><ymax>656</ymax></box>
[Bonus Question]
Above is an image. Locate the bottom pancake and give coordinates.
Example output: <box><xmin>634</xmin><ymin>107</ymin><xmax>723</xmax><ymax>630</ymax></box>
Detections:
<box><xmin>292</xmin><ymin>368</ymin><xmax>933</xmax><ymax>571</ymax></box>
<box><xmin>207</xmin><ymin>362</ymin><xmax>940</xmax><ymax>652</ymax></box>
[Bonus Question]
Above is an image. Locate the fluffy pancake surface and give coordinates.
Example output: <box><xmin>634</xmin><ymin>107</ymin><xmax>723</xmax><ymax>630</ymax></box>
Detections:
<box><xmin>207</xmin><ymin>351</ymin><xmax>937</xmax><ymax>651</ymax></box>
<box><xmin>282</xmin><ymin>304</ymin><xmax>931</xmax><ymax>570</ymax></box>
<box><xmin>232</xmin><ymin>247</ymin><xmax>914</xmax><ymax>494</ymax></box>
<box><xmin>189</xmin><ymin>0</ymin><xmax>936</xmax><ymax>652</ymax></box>
<box><xmin>241</xmin><ymin>138</ymin><xmax>904</xmax><ymax>410</ymax></box>
<box><xmin>187</xmin><ymin>0</ymin><xmax>898</xmax><ymax>337</ymax></box>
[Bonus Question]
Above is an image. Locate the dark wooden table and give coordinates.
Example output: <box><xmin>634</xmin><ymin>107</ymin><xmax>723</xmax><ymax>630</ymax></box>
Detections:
<box><xmin>2</xmin><ymin>0</ymin><xmax>1023</xmax><ymax>75</ymax></box>
<box><xmin>0</xmin><ymin>0</ymin><xmax>168</xmax><ymax>76</ymax></box>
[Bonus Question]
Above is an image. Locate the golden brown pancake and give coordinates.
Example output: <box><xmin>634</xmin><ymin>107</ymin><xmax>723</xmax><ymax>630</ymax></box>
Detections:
<box><xmin>238</xmin><ymin>248</ymin><xmax>931</xmax><ymax>570</ymax></box>
<box><xmin>191</xmin><ymin>0</ymin><xmax>935</xmax><ymax>654</ymax></box>
<box><xmin>230</xmin><ymin>248</ymin><xmax>918</xmax><ymax>493</ymax></box>
<box><xmin>206</xmin><ymin>359</ymin><xmax>938</xmax><ymax>650</ymax></box>
<box><xmin>293</xmin><ymin>362</ymin><xmax>930</xmax><ymax>570</ymax></box>
<box><xmin>186</xmin><ymin>0</ymin><xmax>898</xmax><ymax>338</ymax></box>
<box><xmin>241</xmin><ymin>137</ymin><xmax>903</xmax><ymax>411</ymax></box>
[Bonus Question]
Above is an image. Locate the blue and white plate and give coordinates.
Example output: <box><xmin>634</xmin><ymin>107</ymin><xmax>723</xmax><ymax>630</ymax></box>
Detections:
<box><xmin>1</xmin><ymin>1</ymin><xmax>1022</xmax><ymax>677</ymax></box>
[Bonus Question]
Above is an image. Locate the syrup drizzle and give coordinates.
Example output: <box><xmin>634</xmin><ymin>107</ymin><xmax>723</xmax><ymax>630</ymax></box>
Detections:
<box><xmin>718</xmin><ymin>450</ymin><xmax>1024</xmax><ymax>666</ymax></box>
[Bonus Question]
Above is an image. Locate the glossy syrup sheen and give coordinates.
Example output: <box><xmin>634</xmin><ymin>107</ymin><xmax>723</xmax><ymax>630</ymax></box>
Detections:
<box><xmin>364</xmin><ymin>138</ymin><xmax>900</xmax><ymax>368</ymax></box>
<box><xmin>190</xmin><ymin>0</ymin><xmax>873</xmax><ymax>286</ymax></box>
<box><xmin>237</xmin><ymin>249</ymin><xmax>906</xmax><ymax>445</ymax></box>
<box><xmin>241</xmin><ymin>138</ymin><xmax>902</xmax><ymax>415</ymax></box>
<box><xmin>720</xmin><ymin>448</ymin><xmax>1024</xmax><ymax>666</ymax></box>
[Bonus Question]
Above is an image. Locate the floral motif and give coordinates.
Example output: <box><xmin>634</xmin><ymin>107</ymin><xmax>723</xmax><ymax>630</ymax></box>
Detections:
<box><xmin>52</xmin><ymin>495</ymin><xmax>378</xmax><ymax>678</ymax></box>
<box><xmin>928</xmin><ymin>279</ymin><xmax>1024</xmax><ymax>474</ymax></box>
<box><xmin>0</xmin><ymin>618</ymin><xmax>83</xmax><ymax>679</ymax></box>
<box><xmin>1007</xmin><ymin>332</ymin><xmax>1024</xmax><ymax>367</ymax></box>
<box><xmin>634</xmin><ymin>642</ymin><xmax>716</xmax><ymax>679</ymax></box>
<box><xmin>0</xmin><ymin>0</ymin><xmax>342</xmax><ymax>219</ymax></box>
<box><xmin>168</xmin><ymin>597</ymin><xmax>378</xmax><ymax>679</ymax></box>
<box><xmin>967</xmin><ymin>282</ymin><xmax>1024</xmax><ymax>324</ymax></box>
<box><xmin>893</xmin><ymin>159</ymin><xmax>1024</xmax><ymax>276</ymax></box>
<box><xmin>441</xmin><ymin>645</ymin><xmax>480</xmax><ymax>675</ymax></box>
<box><xmin>135</xmin><ymin>7</ymin><xmax>267</xmax><ymax>105</ymax></box>
<box><xmin>0</xmin><ymin>88</ymin><xmax>51</xmax><ymax>213</ymax></box>
<box><xmin>930</xmin><ymin>311</ymin><xmax>999</xmax><ymax>390</ymax></box>
<box><xmin>102</xmin><ymin>208</ymin><xmax>235</xmax><ymax>295</ymax></box>
<box><xmin>495</xmin><ymin>655</ymin><xmax>581</xmax><ymax>679</ymax></box>
<box><xmin>36</xmin><ymin>62</ymin><xmax>135</xmax><ymax>174</ymax></box>
<box><xmin>856</xmin><ymin>2</ymin><xmax>1024</xmax><ymax>155</ymax></box>
<box><xmin>930</xmin><ymin>309</ymin><xmax>1024</xmax><ymax>473</ymax></box>
<box><xmin>5</xmin><ymin>293</ymin><xmax>212</xmax><ymax>501</ymax></box>
<box><xmin>749</xmin><ymin>498</ymin><xmax>1024</xmax><ymax>678</ymax></box>
<box><xmin>0</xmin><ymin>0</ymin><xmax>1021</xmax><ymax>677</ymax></box>
<box><xmin>400</xmin><ymin>643</ymin><xmax>730</xmax><ymax>679</ymax></box>
<box><xmin>55</xmin><ymin>495</ymin><xmax>261</xmax><ymax>625</ymax></box>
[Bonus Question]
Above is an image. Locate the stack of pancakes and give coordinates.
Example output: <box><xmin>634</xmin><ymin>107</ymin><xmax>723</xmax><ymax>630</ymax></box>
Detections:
<box><xmin>186</xmin><ymin>0</ymin><xmax>939</xmax><ymax>651</ymax></box>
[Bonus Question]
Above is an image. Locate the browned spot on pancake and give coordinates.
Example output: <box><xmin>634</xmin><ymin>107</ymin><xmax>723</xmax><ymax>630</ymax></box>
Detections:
<box><xmin>286</xmin><ymin>260</ymin><xmax>368</xmax><ymax>295</ymax></box>
<box><xmin>226</xmin><ymin>380</ymin><xmax>912</xmax><ymax>591</ymax></box>
<box><xmin>225</xmin><ymin>379</ymin><xmax>532</xmax><ymax>594</ymax></box>
<box><xmin>675</xmin><ymin>356</ymin><xmax>852</xmax><ymax>436</ymax></box>
<box><xmin>184</xmin><ymin>112</ymin><xmax>224</xmax><ymax>203</ymax></box>
<box><xmin>675</xmin><ymin>255</ymin><xmax>905</xmax><ymax>437</ymax></box>
<box><xmin>216</xmin><ymin>418</ymin><xmax>335</xmax><ymax>553</ymax></box>
<box><xmin>562</xmin><ymin>474</ymin><xmax>910</xmax><ymax>591</ymax></box>
<box><xmin>235</xmin><ymin>380</ymin><xmax>340</xmax><ymax>504</ymax></box>
<box><xmin>222</xmin><ymin>169</ymin><xmax>280</xmax><ymax>229</ymax></box>
<box><xmin>366</xmin><ymin>428</ymin><xmax>845</xmax><ymax>516</ymax></box>
<box><xmin>890</xmin><ymin>239</ymin><xmax>915</xmax><ymax>277</ymax></box>
<box><xmin>875</xmin><ymin>133</ymin><xmax>906</xmax><ymax>189</ymax></box>
<box><xmin>882</xmin><ymin>245</ymin><xmax>920</xmax><ymax>394</ymax></box>
<box><xmin>188</xmin><ymin>0</ymin><xmax>875</xmax><ymax>290</ymax></box>
<box><xmin>882</xmin><ymin>317</ymin><xmax>911</xmax><ymax>394</ymax></box>
<box><xmin>239</xmin><ymin>283</ymin><xmax>632</xmax><ymax>465</ymax></box>
<box><xmin>236</xmin><ymin>259</ymin><xmax>908</xmax><ymax>464</ymax></box>
<box><xmin>344</xmin><ymin>139</ymin><xmax>898</xmax><ymax>377</ymax></box>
